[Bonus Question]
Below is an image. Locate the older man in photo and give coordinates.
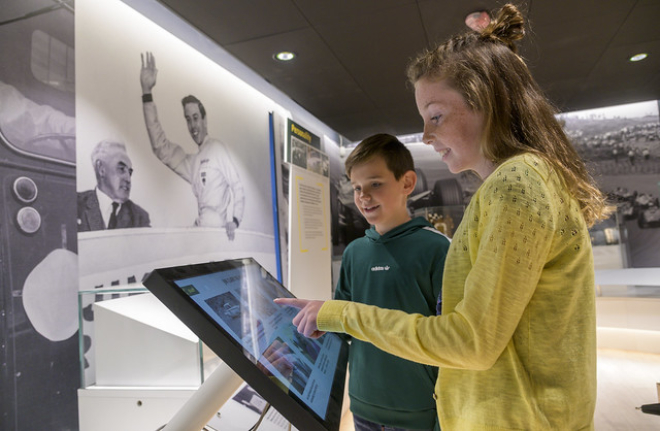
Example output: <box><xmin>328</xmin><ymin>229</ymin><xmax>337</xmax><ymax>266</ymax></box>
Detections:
<box><xmin>77</xmin><ymin>140</ymin><xmax>150</xmax><ymax>231</ymax></box>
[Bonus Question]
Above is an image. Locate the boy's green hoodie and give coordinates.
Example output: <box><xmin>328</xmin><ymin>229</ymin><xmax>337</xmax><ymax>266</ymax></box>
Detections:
<box><xmin>335</xmin><ymin>216</ymin><xmax>449</xmax><ymax>429</ymax></box>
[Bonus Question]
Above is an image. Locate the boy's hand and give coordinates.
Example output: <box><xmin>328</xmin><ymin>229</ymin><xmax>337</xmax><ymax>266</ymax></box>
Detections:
<box><xmin>274</xmin><ymin>298</ymin><xmax>326</xmax><ymax>339</ymax></box>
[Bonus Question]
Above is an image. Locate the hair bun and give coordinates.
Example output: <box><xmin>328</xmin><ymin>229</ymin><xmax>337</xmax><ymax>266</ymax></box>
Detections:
<box><xmin>481</xmin><ymin>4</ymin><xmax>525</xmax><ymax>52</ymax></box>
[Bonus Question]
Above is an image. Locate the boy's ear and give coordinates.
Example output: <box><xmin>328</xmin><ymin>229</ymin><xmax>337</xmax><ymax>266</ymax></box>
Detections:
<box><xmin>402</xmin><ymin>170</ymin><xmax>417</xmax><ymax>196</ymax></box>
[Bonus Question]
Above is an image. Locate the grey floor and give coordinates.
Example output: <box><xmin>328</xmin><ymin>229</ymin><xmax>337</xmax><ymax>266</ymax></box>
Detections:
<box><xmin>596</xmin><ymin>349</ymin><xmax>660</xmax><ymax>431</ymax></box>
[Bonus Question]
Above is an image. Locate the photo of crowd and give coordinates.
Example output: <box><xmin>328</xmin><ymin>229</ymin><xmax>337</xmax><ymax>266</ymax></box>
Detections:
<box><xmin>560</xmin><ymin>100</ymin><xmax>660</xmax><ymax>268</ymax></box>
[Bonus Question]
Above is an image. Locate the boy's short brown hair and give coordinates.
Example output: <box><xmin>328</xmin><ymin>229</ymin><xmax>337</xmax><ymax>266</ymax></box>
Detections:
<box><xmin>345</xmin><ymin>133</ymin><xmax>414</xmax><ymax>180</ymax></box>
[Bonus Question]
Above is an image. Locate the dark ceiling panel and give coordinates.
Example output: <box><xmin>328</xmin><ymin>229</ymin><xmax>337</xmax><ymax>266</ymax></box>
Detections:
<box><xmin>534</xmin><ymin>77</ymin><xmax>586</xmax><ymax>111</ymax></box>
<box><xmin>610</xmin><ymin>1</ymin><xmax>660</xmax><ymax>46</ymax></box>
<box><xmin>224</xmin><ymin>27</ymin><xmax>374</xmax><ymax>121</ymax></box>
<box><xmin>580</xmin><ymin>39</ymin><xmax>660</xmax><ymax>108</ymax></box>
<box><xmin>325</xmin><ymin>108</ymin><xmax>399</xmax><ymax>142</ymax></box>
<box><xmin>312</xmin><ymin>5</ymin><xmax>428</xmax><ymax>107</ymax></box>
<box><xmin>522</xmin><ymin>4</ymin><xmax>631</xmax><ymax>80</ymax></box>
<box><xmin>292</xmin><ymin>0</ymin><xmax>418</xmax><ymax>26</ymax></box>
<box><xmin>159</xmin><ymin>0</ymin><xmax>308</xmax><ymax>44</ymax></box>
<box><xmin>154</xmin><ymin>0</ymin><xmax>660</xmax><ymax>142</ymax></box>
<box><xmin>525</xmin><ymin>0</ymin><xmax>635</xmax><ymax>24</ymax></box>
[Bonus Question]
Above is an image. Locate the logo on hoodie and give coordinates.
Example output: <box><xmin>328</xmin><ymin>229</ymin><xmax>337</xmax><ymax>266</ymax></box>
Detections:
<box><xmin>370</xmin><ymin>265</ymin><xmax>390</xmax><ymax>272</ymax></box>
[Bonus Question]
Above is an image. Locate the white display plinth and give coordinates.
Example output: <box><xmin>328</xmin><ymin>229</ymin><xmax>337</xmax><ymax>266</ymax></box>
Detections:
<box><xmin>78</xmin><ymin>387</ymin><xmax>196</xmax><ymax>431</ymax></box>
<box><xmin>93</xmin><ymin>293</ymin><xmax>202</xmax><ymax>387</ymax></box>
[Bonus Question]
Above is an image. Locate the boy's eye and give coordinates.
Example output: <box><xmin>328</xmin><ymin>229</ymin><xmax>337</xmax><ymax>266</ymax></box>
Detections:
<box><xmin>431</xmin><ymin>115</ymin><xmax>441</xmax><ymax>123</ymax></box>
<box><xmin>371</xmin><ymin>182</ymin><xmax>381</xmax><ymax>188</ymax></box>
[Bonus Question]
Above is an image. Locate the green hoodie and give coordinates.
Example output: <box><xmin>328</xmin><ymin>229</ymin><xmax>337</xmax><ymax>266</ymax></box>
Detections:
<box><xmin>335</xmin><ymin>217</ymin><xmax>450</xmax><ymax>429</ymax></box>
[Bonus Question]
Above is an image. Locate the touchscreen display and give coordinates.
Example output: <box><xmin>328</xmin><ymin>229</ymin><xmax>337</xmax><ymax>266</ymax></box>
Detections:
<box><xmin>143</xmin><ymin>258</ymin><xmax>348</xmax><ymax>431</ymax></box>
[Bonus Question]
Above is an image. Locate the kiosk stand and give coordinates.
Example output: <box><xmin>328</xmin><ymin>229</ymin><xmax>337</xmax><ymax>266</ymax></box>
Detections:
<box><xmin>159</xmin><ymin>361</ymin><xmax>243</xmax><ymax>431</ymax></box>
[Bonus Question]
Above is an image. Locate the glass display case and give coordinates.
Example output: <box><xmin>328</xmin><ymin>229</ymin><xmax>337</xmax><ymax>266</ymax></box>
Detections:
<box><xmin>590</xmin><ymin>211</ymin><xmax>660</xmax><ymax>298</ymax></box>
<box><xmin>78</xmin><ymin>286</ymin><xmax>222</xmax><ymax>389</ymax></box>
<box><xmin>413</xmin><ymin>204</ymin><xmax>466</xmax><ymax>239</ymax></box>
<box><xmin>77</xmin><ymin>286</ymin><xmax>227</xmax><ymax>431</ymax></box>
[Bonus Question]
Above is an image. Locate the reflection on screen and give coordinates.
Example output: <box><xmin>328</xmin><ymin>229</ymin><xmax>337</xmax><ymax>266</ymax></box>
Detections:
<box><xmin>173</xmin><ymin>261</ymin><xmax>342</xmax><ymax>420</ymax></box>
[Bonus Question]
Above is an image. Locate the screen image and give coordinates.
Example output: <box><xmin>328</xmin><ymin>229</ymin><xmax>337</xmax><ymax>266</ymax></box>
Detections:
<box><xmin>143</xmin><ymin>258</ymin><xmax>348</xmax><ymax>431</ymax></box>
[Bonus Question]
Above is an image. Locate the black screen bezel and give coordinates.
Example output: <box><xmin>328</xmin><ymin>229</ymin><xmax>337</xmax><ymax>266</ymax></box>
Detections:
<box><xmin>143</xmin><ymin>257</ymin><xmax>348</xmax><ymax>431</ymax></box>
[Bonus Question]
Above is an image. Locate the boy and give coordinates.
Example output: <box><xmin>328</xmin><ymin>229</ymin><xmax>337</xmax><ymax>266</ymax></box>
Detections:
<box><xmin>336</xmin><ymin>134</ymin><xmax>449</xmax><ymax>431</ymax></box>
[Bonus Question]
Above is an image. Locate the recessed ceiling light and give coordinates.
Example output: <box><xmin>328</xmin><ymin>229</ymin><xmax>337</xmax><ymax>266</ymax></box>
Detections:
<box><xmin>629</xmin><ymin>53</ymin><xmax>648</xmax><ymax>62</ymax></box>
<box><xmin>274</xmin><ymin>51</ymin><xmax>296</xmax><ymax>62</ymax></box>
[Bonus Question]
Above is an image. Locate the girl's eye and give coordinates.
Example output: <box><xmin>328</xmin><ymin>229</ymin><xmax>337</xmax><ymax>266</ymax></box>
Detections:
<box><xmin>431</xmin><ymin>115</ymin><xmax>441</xmax><ymax>123</ymax></box>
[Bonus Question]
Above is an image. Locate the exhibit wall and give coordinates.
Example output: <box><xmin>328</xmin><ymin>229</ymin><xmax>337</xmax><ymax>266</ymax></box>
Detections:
<box><xmin>0</xmin><ymin>0</ymin><xmax>341</xmax><ymax>429</ymax></box>
<box><xmin>0</xmin><ymin>2</ymin><xmax>79</xmax><ymax>430</ymax></box>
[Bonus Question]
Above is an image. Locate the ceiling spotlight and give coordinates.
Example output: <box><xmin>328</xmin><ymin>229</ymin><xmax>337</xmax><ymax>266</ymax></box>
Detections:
<box><xmin>274</xmin><ymin>51</ymin><xmax>296</xmax><ymax>62</ymax></box>
<box><xmin>629</xmin><ymin>53</ymin><xmax>648</xmax><ymax>62</ymax></box>
<box><xmin>465</xmin><ymin>11</ymin><xmax>491</xmax><ymax>31</ymax></box>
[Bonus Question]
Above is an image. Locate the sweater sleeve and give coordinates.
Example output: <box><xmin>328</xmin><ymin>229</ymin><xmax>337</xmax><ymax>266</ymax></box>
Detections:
<box><xmin>318</xmin><ymin>161</ymin><xmax>557</xmax><ymax>370</ymax></box>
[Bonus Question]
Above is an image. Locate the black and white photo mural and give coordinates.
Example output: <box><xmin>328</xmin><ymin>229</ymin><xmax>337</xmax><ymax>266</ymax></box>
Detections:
<box><xmin>77</xmin><ymin>0</ymin><xmax>288</xmax><ymax>287</ymax></box>
<box><xmin>559</xmin><ymin>100</ymin><xmax>660</xmax><ymax>268</ymax></box>
<box><xmin>76</xmin><ymin>0</ymin><xmax>289</xmax><ymax>390</ymax></box>
<box><xmin>0</xmin><ymin>1</ymin><xmax>78</xmax><ymax>429</ymax></box>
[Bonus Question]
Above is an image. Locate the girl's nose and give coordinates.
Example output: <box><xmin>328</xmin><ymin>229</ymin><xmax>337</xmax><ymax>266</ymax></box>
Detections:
<box><xmin>422</xmin><ymin>124</ymin><xmax>435</xmax><ymax>146</ymax></box>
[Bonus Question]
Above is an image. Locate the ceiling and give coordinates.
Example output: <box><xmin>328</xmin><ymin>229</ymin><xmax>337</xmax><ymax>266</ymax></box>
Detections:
<box><xmin>155</xmin><ymin>0</ymin><xmax>659</xmax><ymax>142</ymax></box>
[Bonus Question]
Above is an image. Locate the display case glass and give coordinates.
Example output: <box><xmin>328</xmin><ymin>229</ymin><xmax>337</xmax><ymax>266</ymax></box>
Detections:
<box><xmin>413</xmin><ymin>204</ymin><xmax>466</xmax><ymax>239</ymax></box>
<box><xmin>78</xmin><ymin>287</ymin><xmax>221</xmax><ymax>389</ymax></box>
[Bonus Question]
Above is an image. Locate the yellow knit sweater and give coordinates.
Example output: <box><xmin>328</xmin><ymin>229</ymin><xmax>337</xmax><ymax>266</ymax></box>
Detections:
<box><xmin>318</xmin><ymin>154</ymin><xmax>596</xmax><ymax>430</ymax></box>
